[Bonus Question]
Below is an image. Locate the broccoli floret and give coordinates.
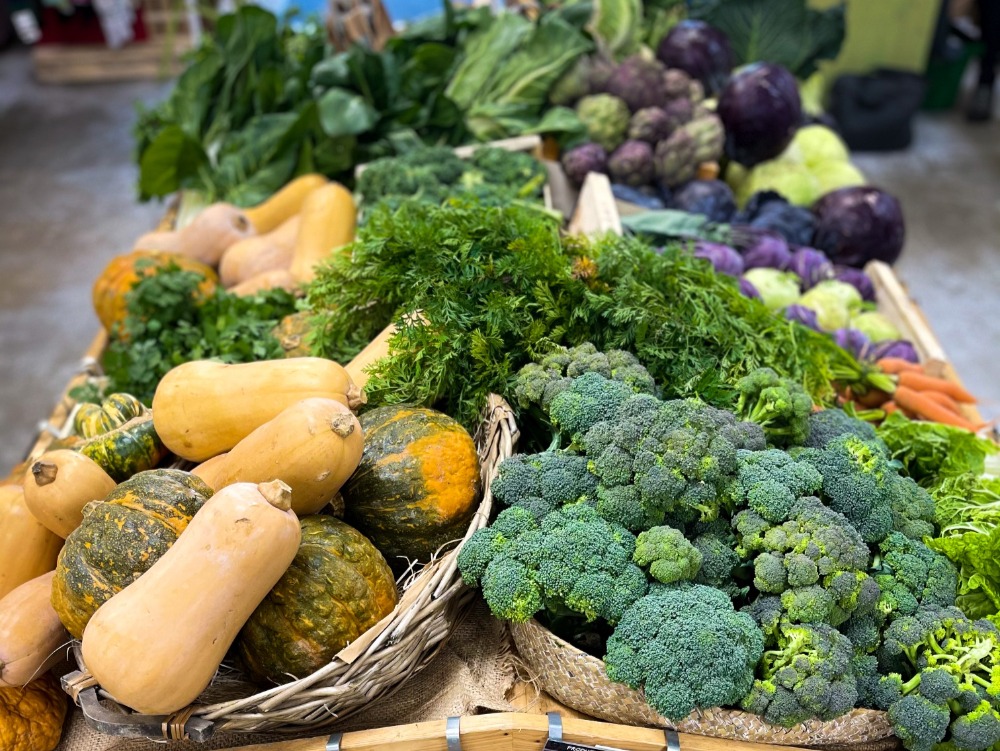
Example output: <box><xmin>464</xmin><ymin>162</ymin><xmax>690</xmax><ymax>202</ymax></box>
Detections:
<box><xmin>490</xmin><ymin>452</ymin><xmax>599</xmax><ymax>519</ymax></box>
<box><xmin>742</xmin><ymin>620</ymin><xmax>858</xmax><ymax>726</ymax></box>
<box><xmin>633</xmin><ymin>526</ymin><xmax>703</xmax><ymax>584</ymax></box>
<box><xmin>693</xmin><ymin>533</ymin><xmax>746</xmax><ymax>599</ymax></box>
<box><xmin>873</xmin><ymin>533</ymin><xmax>959</xmax><ymax>622</ymax></box>
<box><xmin>356</xmin><ymin>147</ymin><xmax>468</xmax><ymax>206</ymax></box>
<box><xmin>918</xmin><ymin>667</ymin><xmax>961</xmax><ymax>704</ymax></box>
<box><xmin>457</xmin><ymin>503</ymin><xmax>648</xmax><ymax>624</ymax></box>
<box><xmin>950</xmin><ymin>700</ymin><xmax>1000</xmax><ymax>751</ymax></box>
<box><xmin>795</xmin><ymin>434</ymin><xmax>896</xmax><ymax>543</ymax></box>
<box><xmin>729</xmin><ymin>448</ymin><xmax>823</xmax><ymax>523</ymax></box>
<box><xmin>853</xmin><ymin>653</ymin><xmax>886</xmax><ymax>709</ymax></box>
<box><xmin>734</xmin><ymin>368</ymin><xmax>813</xmax><ymax>448</ymax></box>
<box><xmin>549</xmin><ymin>372</ymin><xmax>638</xmax><ymax>448</ymax></box>
<box><xmin>734</xmin><ymin>496</ymin><xmax>874</xmax><ymax>627</ymax></box>
<box><xmin>804</xmin><ymin>409</ymin><xmax>882</xmax><ymax>449</ymax></box>
<box><xmin>743</xmin><ymin>595</ymin><xmax>785</xmax><ymax>639</ymax></box>
<box><xmin>840</xmin><ymin>608</ymin><xmax>886</xmax><ymax>656</ymax></box>
<box><xmin>889</xmin><ymin>475</ymin><xmax>937</xmax><ymax>541</ymax></box>
<box><xmin>889</xmin><ymin>694</ymin><xmax>951</xmax><ymax>751</ymax></box>
<box><xmin>465</xmin><ymin>147</ymin><xmax>548</xmax><ymax>199</ymax></box>
<box><xmin>605</xmin><ymin>583</ymin><xmax>765</xmax><ymax>721</ymax></box>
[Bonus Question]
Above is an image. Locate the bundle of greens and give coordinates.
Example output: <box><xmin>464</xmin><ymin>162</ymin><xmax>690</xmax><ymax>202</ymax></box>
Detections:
<box><xmin>102</xmin><ymin>266</ymin><xmax>297</xmax><ymax>403</ymax></box>
<box><xmin>306</xmin><ymin>198</ymin><xmax>871</xmax><ymax>431</ymax></box>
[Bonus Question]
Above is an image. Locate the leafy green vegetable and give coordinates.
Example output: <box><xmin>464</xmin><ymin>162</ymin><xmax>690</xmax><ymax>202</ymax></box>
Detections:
<box><xmin>688</xmin><ymin>0</ymin><xmax>846</xmax><ymax>79</ymax></box>
<box><xmin>102</xmin><ymin>266</ymin><xmax>297</xmax><ymax>403</ymax></box>
<box><xmin>588</xmin><ymin>0</ymin><xmax>643</xmax><ymax>60</ymax></box>
<box><xmin>876</xmin><ymin>412</ymin><xmax>998</xmax><ymax>486</ymax></box>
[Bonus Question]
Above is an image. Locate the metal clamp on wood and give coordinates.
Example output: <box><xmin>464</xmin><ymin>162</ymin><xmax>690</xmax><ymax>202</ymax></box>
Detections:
<box><xmin>547</xmin><ymin>711</ymin><xmax>563</xmax><ymax>740</ymax></box>
<box><xmin>664</xmin><ymin>729</ymin><xmax>681</xmax><ymax>751</ymax></box>
<box><xmin>446</xmin><ymin>716</ymin><xmax>462</xmax><ymax>751</ymax></box>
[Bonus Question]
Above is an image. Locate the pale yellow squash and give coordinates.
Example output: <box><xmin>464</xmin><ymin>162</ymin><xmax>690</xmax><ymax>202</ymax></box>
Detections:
<box><xmin>24</xmin><ymin>451</ymin><xmax>117</xmax><ymax>538</ymax></box>
<box><xmin>219</xmin><ymin>215</ymin><xmax>300</xmax><ymax>288</ymax></box>
<box><xmin>289</xmin><ymin>182</ymin><xmax>356</xmax><ymax>284</ymax></box>
<box><xmin>0</xmin><ymin>572</ymin><xmax>69</xmax><ymax>687</ymax></box>
<box><xmin>192</xmin><ymin>398</ymin><xmax>363</xmax><ymax>515</ymax></box>
<box><xmin>244</xmin><ymin>174</ymin><xmax>327</xmax><ymax>234</ymax></box>
<box><xmin>0</xmin><ymin>485</ymin><xmax>63</xmax><ymax>600</ymax></box>
<box><xmin>81</xmin><ymin>481</ymin><xmax>301</xmax><ymax>714</ymax></box>
<box><xmin>229</xmin><ymin>269</ymin><xmax>298</xmax><ymax>297</ymax></box>
<box><xmin>152</xmin><ymin>358</ymin><xmax>364</xmax><ymax>462</ymax></box>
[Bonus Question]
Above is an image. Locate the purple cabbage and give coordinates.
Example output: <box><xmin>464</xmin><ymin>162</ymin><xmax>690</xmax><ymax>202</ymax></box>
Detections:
<box><xmin>734</xmin><ymin>190</ymin><xmax>816</xmax><ymax>247</ymax></box>
<box><xmin>718</xmin><ymin>63</ymin><xmax>802</xmax><ymax>167</ymax></box>
<box><xmin>655</xmin><ymin>20</ymin><xmax>735</xmax><ymax>95</ymax></box>
<box><xmin>611</xmin><ymin>183</ymin><xmax>665</xmax><ymax>210</ymax></box>
<box><xmin>694</xmin><ymin>241</ymin><xmax>744</xmax><ymax>276</ymax></box>
<box><xmin>671</xmin><ymin>180</ymin><xmax>737</xmax><ymax>223</ymax></box>
<box><xmin>832</xmin><ymin>328</ymin><xmax>872</xmax><ymax>361</ymax></box>
<box><xmin>785</xmin><ymin>305</ymin><xmax>821</xmax><ymax>331</ymax></box>
<box><xmin>739</xmin><ymin>277</ymin><xmax>760</xmax><ymax>299</ymax></box>
<box><xmin>739</xmin><ymin>230</ymin><xmax>792</xmax><ymax>270</ymax></box>
<box><xmin>834</xmin><ymin>266</ymin><xmax>876</xmax><ymax>302</ymax></box>
<box><xmin>812</xmin><ymin>187</ymin><xmax>906</xmax><ymax>268</ymax></box>
<box><xmin>869</xmin><ymin>340</ymin><xmax>919</xmax><ymax>364</ymax></box>
<box><xmin>787</xmin><ymin>247</ymin><xmax>835</xmax><ymax>290</ymax></box>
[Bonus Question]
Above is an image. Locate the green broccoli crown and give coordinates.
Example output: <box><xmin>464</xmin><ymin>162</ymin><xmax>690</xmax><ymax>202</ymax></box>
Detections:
<box><xmin>735</xmin><ymin>496</ymin><xmax>874</xmax><ymax>626</ymax></box>
<box><xmin>742</xmin><ymin>620</ymin><xmax>859</xmax><ymax>727</ymax></box>
<box><xmin>840</xmin><ymin>609</ymin><xmax>886</xmax><ymax>656</ymax></box>
<box><xmin>490</xmin><ymin>451</ymin><xmax>599</xmax><ymax>519</ymax></box>
<box><xmin>458</xmin><ymin>503</ymin><xmax>648</xmax><ymax>624</ymax></box>
<box><xmin>357</xmin><ymin>147</ymin><xmax>467</xmax><ymax>205</ymax></box>
<box><xmin>634</xmin><ymin>525</ymin><xmax>703</xmax><ymax>584</ymax></box>
<box><xmin>949</xmin><ymin>699</ymin><xmax>1000</xmax><ymax>751</ymax></box>
<box><xmin>795</xmin><ymin>434</ymin><xmax>896</xmax><ymax>543</ymax></box>
<box><xmin>804</xmin><ymin>408</ymin><xmax>881</xmax><ymax>449</ymax></box>
<box><xmin>888</xmin><ymin>475</ymin><xmax>937</xmax><ymax>541</ymax></box>
<box><xmin>888</xmin><ymin>694</ymin><xmax>951</xmax><ymax>751</ymax></box>
<box><xmin>693</xmin><ymin>533</ymin><xmax>745</xmax><ymax>599</ymax></box>
<box><xmin>730</xmin><ymin>448</ymin><xmax>824</xmax><ymax>523</ymax></box>
<box><xmin>734</xmin><ymin>368</ymin><xmax>813</xmax><ymax>448</ymax></box>
<box><xmin>465</xmin><ymin>147</ymin><xmax>548</xmax><ymax>199</ymax></box>
<box><xmin>605</xmin><ymin>583</ymin><xmax>765</xmax><ymax>721</ymax></box>
<box><xmin>549</xmin><ymin>371</ymin><xmax>638</xmax><ymax>448</ymax></box>
<box><xmin>874</xmin><ymin>533</ymin><xmax>959</xmax><ymax>621</ymax></box>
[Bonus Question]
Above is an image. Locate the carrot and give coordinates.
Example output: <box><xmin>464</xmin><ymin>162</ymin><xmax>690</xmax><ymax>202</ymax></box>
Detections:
<box><xmin>893</xmin><ymin>386</ymin><xmax>979</xmax><ymax>430</ymax></box>
<box><xmin>855</xmin><ymin>388</ymin><xmax>891</xmax><ymax>409</ymax></box>
<box><xmin>882</xmin><ymin>401</ymin><xmax>899</xmax><ymax>415</ymax></box>
<box><xmin>897</xmin><ymin>371</ymin><xmax>977</xmax><ymax>403</ymax></box>
<box><xmin>919</xmin><ymin>390</ymin><xmax>965</xmax><ymax>416</ymax></box>
<box><xmin>877</xmin><ymin>357</ymin><xmax>923</xmax><ymax>375</ymax></box>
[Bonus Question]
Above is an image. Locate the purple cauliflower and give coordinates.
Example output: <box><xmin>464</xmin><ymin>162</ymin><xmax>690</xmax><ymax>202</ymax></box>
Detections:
<box><xmin>561</xmin><ymin>142</ymin><xmax>609</xmax><ymax>186</ymax></box>
<box><xmin>605</xmin><ymin>56</ymin><xmax>669</xmax><ymax>112</ymax></box>
<box><xmin>629</xmin><ymin>108</ymin><xmax>673</xmax><ymax>144</ymax></box>
<box><xmin>608</xmin><ymin>140</ymin><xmax>655</xmax><ymax>187</ymax></box>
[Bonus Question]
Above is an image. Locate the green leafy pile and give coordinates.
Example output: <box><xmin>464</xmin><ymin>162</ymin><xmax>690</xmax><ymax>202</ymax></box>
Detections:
<box><xmin>306</xmin><ymin>198</ymin><xmax>867</xmax><ymax>430</ymax></box>
<box><xmin>102</xmin><ymin>266</ymin><xmax>297</xmax><ymax>403</ymax></box>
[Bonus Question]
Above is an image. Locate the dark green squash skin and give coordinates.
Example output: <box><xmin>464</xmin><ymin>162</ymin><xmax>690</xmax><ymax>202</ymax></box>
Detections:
<box><xmin>341</xmin><ymin>405</ymin><xmax>481</xmax><ymax>567</ymax></box>
<box><xmin>73</xmin><ymin>393</ymin><xmax>146</xmax><ymax>438</ymax></box>
<box><xmin>78</xmin><ymin>413</ymin><xmax>166</xmax><ymax>482</ymax></box>
<box><xmin>51</xmin><ymin>469</ymin><xmax>212</xmax><ymax>638</ymax></box>
<box><xmin>237</xmin><ymin>515</ymin><xmax>398</xmax><ymax>684</ymax></box>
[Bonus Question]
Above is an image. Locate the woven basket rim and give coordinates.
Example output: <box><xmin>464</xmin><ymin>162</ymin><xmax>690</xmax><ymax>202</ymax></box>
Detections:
<box><xmin>68</xmin><ymin>393</ymin><xmax>520</xmax><ymax>739</ymax></box>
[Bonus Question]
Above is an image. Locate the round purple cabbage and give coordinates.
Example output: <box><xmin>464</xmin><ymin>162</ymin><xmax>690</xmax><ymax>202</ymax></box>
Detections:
<box><xmin>832</xmin><ymin>328</ymin><xmax>873</xmax><ymax>361</ymax></box>
<box><xmin>694</xmin><ymin>241</ymin><xmax>744</xmax><ymax>276</ymax></box>
<box><xmin>834</xmin><ymin>266</ymin><xmax>876</xmax><ymax>302</ymax></box>
<box><xmin>735</xmin><ymin>190</ymin><xmax>816</xmax><ymax>247</ymax></box>
<box><xmin>739</xmin><ymin>277</ymin><xmax>760</xmax><ymax>299</ymax></box>
<box><xmin>671</xmin><ymin>180</ymin><xmax>737</xmax><ymax>223</ymax></box>
<box><xmin>718</xmin><ymin>63</ymin><xmax>802</xmax><ymax>167</ymax></box>
<box><xmin>812</xmin><ymin>187</ymin><xmax>906</xmax><ymax>268</ymax></box>
<box><xmin>561</xmin><ymin>142</ymin><xmax>609</xmax><ymax>186</ymax></box>
<box><xmin>655</xmin><ymin>20</ymin><xmax>735</xmax><ymax>95</ymax></box>
<box><xmin>784</xmin><ymin>305</ymin><xmax>821</xmax><ymax>331</ymax></box>
<box><xmin>787</xmin><ymin>247</ymin><xmax>835</xmax><ymax>290</ymax></box>
<box><xmin>869</xmin><ymin>339</ymin><xmax>919</xmax><ymax>364</ymax></box>
<box><xmin>739</xmin><ymin>230</ymin><xmax>792</xmax><ymax>270</ymax></box>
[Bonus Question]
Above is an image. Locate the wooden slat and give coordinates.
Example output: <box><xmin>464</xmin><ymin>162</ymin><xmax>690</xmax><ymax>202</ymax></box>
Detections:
<box><xmin>228</xmin><ymin>713</ymin><xmax>807</xmax><ymax>751</ymax></box>
<box><xmin>31</xmin><ymin>40</ymin><xmax>192</xmax><ymax>84</ymax></box>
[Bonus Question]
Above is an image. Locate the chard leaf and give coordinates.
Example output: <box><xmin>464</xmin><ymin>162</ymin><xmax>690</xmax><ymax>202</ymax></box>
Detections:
<box><xmin>138</xmin><ymin>125</ymin><xmax>210</xmax><ymax>200</ymax></box>
<box><xmin>588</xmin><ymin>0</ymin><xmax>642</xmax><ymax>60</ymax></box>
<box><xmin>445</xmin><ymin>14</ymin><xmax>533</xmax><ymax>109</ymax></box>
<box><xmin>317</xmin><ymin>88</ymin><xmax>380</xmax><ymax>137</ymax></box>
<box><xmin>689</xmin><ymin>0</ymin><xmax>845</xmax><ymax>79</ymax></box>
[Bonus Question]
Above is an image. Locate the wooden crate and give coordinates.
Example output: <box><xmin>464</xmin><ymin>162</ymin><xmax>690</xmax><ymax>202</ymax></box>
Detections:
<box><xmin>31</xmin><ymin>0</ymin><xmax>196</xmax><ymax>84</ymax></box>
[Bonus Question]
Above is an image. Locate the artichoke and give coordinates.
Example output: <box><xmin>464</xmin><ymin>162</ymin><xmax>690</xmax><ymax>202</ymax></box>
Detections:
<box><xmin>654</xmin><ymin>114</ymin><xmax>724</xmax><ymax>187</ymax></box>
<box><xmin>608</xmin><ymin>140</ymin><xmax>654</xmax><ymax>187</ymax></box>
<box><xmin>605</xmin><ymin>55</ymin><xmax>668</xmax><ymax>112</ymax></box>
<box><xmin>576</xmin><ymin>94</ymin><xmax>631</xmax><ymax>152</ymax></box>
<box><xmin>663</xmin><ymin>68</ymin><xmax>694</xmax><ymax>99</ymax></box>
<box><xmin>550</xmin><ymin>56</ymin><xmax>598</xmax><ymax>107</ymax></box>
<box><xmin>587</xmin><ymin>56</ymin><xmax>616</xmax><ymax>95</ymax></box>
<box><xmin>661</xmin><ymin>98</ymin><xmax>695</xmax><ymax>132</ymax></box>
<box><xmin>561</xmin><ymin>142</ymin><xmax>609</xmax><ymax>186</ymax></box>
<box><xmin>628</xmin><ymin>108</ymin><xmax>673</xmax><ymax>144</ymax></box>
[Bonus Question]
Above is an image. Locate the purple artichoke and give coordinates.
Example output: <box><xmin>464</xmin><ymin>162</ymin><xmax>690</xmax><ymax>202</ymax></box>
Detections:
<box><xmin>561</xmin><ymin>143</ymin><xmax>609</xmax><ymax>186</ymax></box>
<box><xmin>605</xmin><ymin>56</ymin><xmax>669</xmax><ymax>112</ymax></box>
<box><xmin>629</xmin><ymin>107</ymin><xmax>673</xmax><ymax>144</ymax></box>
<box><xmin>661</xmin><ymin>98</ymin><xmax>695</xmax><ymax>132</ymax></box>
<box><xmin>608</xmin><ymin>140</ymin><xmax>655</xmax><ymax>188</ymax></box>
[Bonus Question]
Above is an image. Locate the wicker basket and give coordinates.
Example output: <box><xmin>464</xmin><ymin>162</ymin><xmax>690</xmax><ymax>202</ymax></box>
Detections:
<box><xmin>62</xmin><ymin>394</ymin><xmax>519</xmax><ymax>741</ymax></box>
<box><xmin>510</xmin><ymin>618</ymin><xmax>898</xmax><ymax>751</ymax></box>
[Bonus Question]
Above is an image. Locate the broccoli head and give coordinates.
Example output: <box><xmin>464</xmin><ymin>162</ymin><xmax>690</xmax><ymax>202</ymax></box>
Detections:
<box><xmin>457</xmin><ymin>503</ymin><xmax>648</xmax><ymax>624</ymax></box>
<box><xmin>490</xmin><ymin>452</ymin><xmax>599</xmax><ymax>519</ymax></box>
<box><xmin>728</xmin><ymin>448</ymin><xmax>823</xmax><ymax>523</ymax></box>
<box><xmin>633</xmin><ymin>526</ymin><xmax>703</xmax><ymax>584</ymax></box>
<box><xmin>875</xmin><ymin>605</ymin><xmax>1000</xmax><ymax>751</ymax></box>
<box><xmin>356</xmin><ymin>147</ymin><xmax>467</xmax><ymax>206</ymax></box>
<box><xmin>605</xmin><ymin>583</ymin><xmax>765</xmax><ymax>721</ymax></box>
<box><xmin>464</xmin><ymin>147</ymin><xmax>548</xmax><ymax>199</ymax></box>
<box><xmin>549</xmin><ymin>372</ymin><xmax>639</xmax><ymax>448</ymax></box>
<box><xmin>734</xmin><ymin>496</ymin><xmax>875</xmax><ymax>626</ymax></box>
<box><xmin>734</xmin><ymin>368</ymin><xmax>813</xmax><ymax>448</ymax></box>
<box><xmin>873</xmin><ymin>532</ymin><xmax>958</xmax><ymax>622</ymax></box>
<box><xmin>742</xmin><ymin>620</ymin><xmax>858</xmax><ymax>726</ymax></box>
<box><xmin>693</xmin><ymin>532</ymin><xmax>746</xmax><ymax>599</ymax></box>
<box><xmin>804</xmin><ymin>408</ymin><xmax>882</xmax><ymax>449</ymax></box>
<box><xmin>795</xmin><ymin>434</ymin><xmax>896</xmax><ymax>543</ymax></box>
<box><xmin>889</xmin><ymin>475</ymin><xmax>937</xmax><ymax>541</ymax></box>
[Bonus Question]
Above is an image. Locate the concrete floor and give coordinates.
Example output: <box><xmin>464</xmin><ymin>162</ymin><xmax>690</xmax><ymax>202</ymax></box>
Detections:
<box><xmin>0</xmin><ymin>46</ymin><xmax>997</xmax><ymax>474</ymax></box>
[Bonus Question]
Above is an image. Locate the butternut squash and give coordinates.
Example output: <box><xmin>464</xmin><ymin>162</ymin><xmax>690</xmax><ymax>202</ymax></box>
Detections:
<box><xmin>244</xmin><ymin>174</ymin><xmax>327</xmax><ymax>234</ymax></box>
<box><xmin>229</xmin><ymin>269</ymin><xmax>298</xmax><ymax>297</ymax></box>
<box><xmin>81</xmin><ymin>480</ymin><xmax>301</xmax><ymax>715</ymax></box>
<box><xmin>192</xmin><ymin>398</ymin><xmax>363</xmax><ymax>515</ymax></box>
<box><xmin>219</xmin><ymin>215</ymin><xmax>300</xmax><ymax>288</ymax></box>
<box><xmin>0</xmin><ymin>572</ymin><xmax>69</xmax><ymax>687</ymax></box>
<box><xmin>152</xmin><ymin>358</ymin><xmax>364</xmax><ymax>462</ymax></box>
<box><xmin>0</xmin><ymin>485</ymin><xmax>63</xmax><ymax>600</ymax></box>
<box><xmin>132</xmin><ymin>231</ymin><xmax>179</xmax><ymax>253</ymax></box>
<box><xmin>289</xmin><ymin>182</ymin><xmax>356</xmax><ymax>284</ymax></box>
<box><xmin>131</xmin><ymin>204</ymin><xmax>256</xmax><ymax>267</ymax></box>
<box><xmin>24</xmin><ymin>451</ymin><xmax>117</xmax><ymax>539</ymax></box>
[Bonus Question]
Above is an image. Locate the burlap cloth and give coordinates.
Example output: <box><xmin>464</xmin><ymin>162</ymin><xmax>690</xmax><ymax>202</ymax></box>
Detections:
<box><xmin>55</xmin><ymin>600</ymin><xmax>517</xmax><ymax>751</ymax></box>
